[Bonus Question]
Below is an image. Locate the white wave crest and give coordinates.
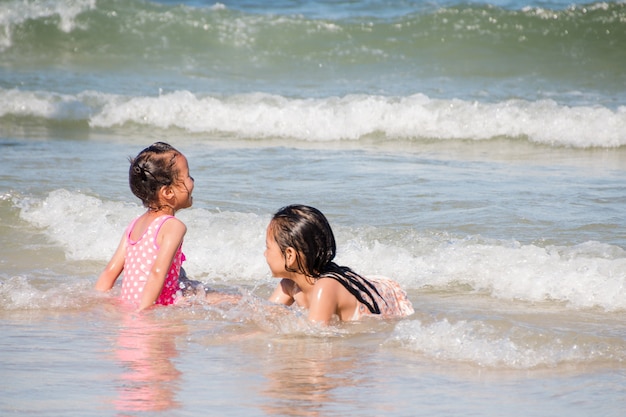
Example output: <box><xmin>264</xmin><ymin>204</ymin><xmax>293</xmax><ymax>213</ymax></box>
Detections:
<box><xmin>2</xmin><ymin>88</ymin><xmax>624</xmax><ymax>148</ymax></box>
<box><xmin>14</xmin><ymin>190</ymin><xmax>626</xmax><ymax>311</ymax></box>
<box><xmin>0</xmin><ymin>0</ymin><xmax>95</xmax><ymax>50</ymax></box>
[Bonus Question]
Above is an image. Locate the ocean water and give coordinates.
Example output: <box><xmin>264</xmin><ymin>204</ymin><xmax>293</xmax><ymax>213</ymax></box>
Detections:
<box><xmin>1</xmin><ymin>0</ymin><xmax>625</xmax><ymax>415</ymax></box>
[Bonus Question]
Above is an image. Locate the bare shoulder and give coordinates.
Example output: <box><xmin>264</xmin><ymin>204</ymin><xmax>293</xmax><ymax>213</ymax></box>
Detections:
<box><xmin>157</xmin><ymin>216</ymin><xmax>187</xmax><ymax>248</ymax></box>
<box><xmin>161</xmin><ymin>216</ymin><xmax>187</xmax><ymax>235</ymax></box>
<box><xmin>314</xmin><ymin>277</ymin><xmax>344</xmax><ymax>291</ymax></box>
<box><xmin>163</xmin><ymin>215</ymin><xmax>186</xmax><ymax>228</ymax></box>
<box><xmin>310</xmin><ymin>277</ymin><xmax>358</xmax><ymax>322</ymax></box>
<box><xmin>313</xmin><ymin>277</ymin><xmax>351</xmax><ymax>304</ymax></box>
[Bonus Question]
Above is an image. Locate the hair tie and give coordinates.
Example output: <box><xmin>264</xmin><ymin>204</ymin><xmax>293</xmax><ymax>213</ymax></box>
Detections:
<box><xmin>134</xmin><ymin>164</ymin><xmax>148</xmax><ymax>181</ymax></box>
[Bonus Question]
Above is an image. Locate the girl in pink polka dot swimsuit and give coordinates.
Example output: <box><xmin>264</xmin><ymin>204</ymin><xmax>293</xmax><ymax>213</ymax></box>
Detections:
<box><xmin>95</xmin><ymin>142</ymin><xmax>194</xmax><ymax>311</ymax></box>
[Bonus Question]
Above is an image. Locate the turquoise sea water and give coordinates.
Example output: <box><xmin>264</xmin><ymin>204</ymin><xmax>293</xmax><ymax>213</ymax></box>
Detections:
<box><xmin>1</xmin><ymin>0</ymin><xmax>625</xmax><ymax>415</ymax></box>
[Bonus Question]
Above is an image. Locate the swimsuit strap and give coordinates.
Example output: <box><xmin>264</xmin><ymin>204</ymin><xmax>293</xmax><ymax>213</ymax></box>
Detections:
<box><xmin>151</xmin><ymin>215</ymin><xmax>175</xmax><ymax>248</ymax></box>
<box><xmin>125</xmin><ymin>216</ymin><xmax>141</xmax><ymax>241</ymax></box>
<box><xmin>127</xmin><ymin>214</ymin><xmax>175</xmax><ymax>246</ymax></box>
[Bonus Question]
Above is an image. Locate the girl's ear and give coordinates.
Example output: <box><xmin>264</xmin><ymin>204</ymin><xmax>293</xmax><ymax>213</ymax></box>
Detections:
<box><xmin>159</xmin><ymin>185</ymin><xmax>175</xmax><ymax>203</ymax></box>
<box><xmin>284</xmin><ymin>247</ymin><xmax>297</xmax><ymax>269</ymax></box>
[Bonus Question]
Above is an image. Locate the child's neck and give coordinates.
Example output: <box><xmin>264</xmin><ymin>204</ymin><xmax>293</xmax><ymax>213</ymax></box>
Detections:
<box><xmin>291</xmin><ymin>273</ymin><xmax>315</xmax><ymax>294</ymax></box>
<box><xmin>148</xmin><ymin>206</ymin><xmax>175</xmax><ymax>216</ymax></box>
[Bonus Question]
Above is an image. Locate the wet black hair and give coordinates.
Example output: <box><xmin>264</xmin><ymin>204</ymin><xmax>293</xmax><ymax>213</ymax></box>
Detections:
<box><xmin>270</xmin><ymin>204</ymin><xmax>385</xmax><ymax>314</ymax></box>
<box><xmin>128</xmin><ymin>142</ymin><xmax>181</xmax><ymax>209</ymax></box>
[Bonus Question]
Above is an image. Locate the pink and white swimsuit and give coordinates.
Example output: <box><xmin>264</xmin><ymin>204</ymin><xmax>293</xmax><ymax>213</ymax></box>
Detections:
<box><xmin>120</xmin><ymin>215</ymin><xmax>184</xmax><ymax>306</ymax></box>
<box><xmin>350</xmin><ymin>275</ymin><xmax>415</xmax><ymax>320</ymax></box>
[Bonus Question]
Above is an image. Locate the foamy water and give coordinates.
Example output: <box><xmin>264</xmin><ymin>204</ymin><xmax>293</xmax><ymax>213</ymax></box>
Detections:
<box><xmin>2</xmin><ymin>0</ymin><xmax>626</xmax><ymax>416</ymax></box>
<box><xmin>3</xmin><ymin>88</ymin><xmax>626</xmax><ymax>147</ymax></box>
<box><xmin>7</xmin><ymin>187</ymin><xmax>626</xmax><ymax>313</ymax></box>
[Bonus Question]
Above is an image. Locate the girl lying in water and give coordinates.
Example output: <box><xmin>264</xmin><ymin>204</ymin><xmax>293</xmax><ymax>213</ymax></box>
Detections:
<box><xmin>265</xmin><ymin>204</ymin><xmax>414</xmax><ymax>325</ymax></box>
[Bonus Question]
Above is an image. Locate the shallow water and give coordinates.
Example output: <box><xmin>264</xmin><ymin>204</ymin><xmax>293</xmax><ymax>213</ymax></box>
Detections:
<box><xmin>2</xmin><ymin>299</ymin><xmax>625</xmax><ymax>417</ymax></box>
<box><xmin>2</xmin><ymin>0</ymin><xmax>626</xmax><ymax>415</ymax></box>
<box><xmin>3</xmin><ymin>137</ymin><xmax>626</xmax><ymax>415</ymax></box>
<box><xmin>2</xmin><ymin>135</ymin><xmax>625</xmax><ymax>416</ymax></box>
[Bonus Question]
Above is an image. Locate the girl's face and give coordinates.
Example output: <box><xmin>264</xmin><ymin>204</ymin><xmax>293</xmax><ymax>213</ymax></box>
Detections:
<box><xmin>172</xmin><ymin>155</ymin><xmax>194</xmax><ymax>209</ymax></box>
<box><xmin>264</xmin><ymin>225</ymin><xmax>289</xmax><ymax>278</ymax></box>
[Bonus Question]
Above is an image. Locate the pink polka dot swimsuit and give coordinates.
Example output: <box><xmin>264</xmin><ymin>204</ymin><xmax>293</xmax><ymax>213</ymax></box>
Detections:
<box><xmin>120</xmin><ymin>215</ymin><xmax>184</xmax><ymax>306</ymax></box>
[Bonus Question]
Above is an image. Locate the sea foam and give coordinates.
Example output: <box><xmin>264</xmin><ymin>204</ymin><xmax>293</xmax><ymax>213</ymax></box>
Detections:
<box><xmin>0</xmin><ymin>0</ymin><xmax>96</xmax><ymax>50</ymax></box>
<box><xmin>387</xmin><ymin>317</ymin><xmax>625</xmax><ymax>369</ymax></box>
<box><xmin>14</xmin><ymin>190</ymin><xmax>626</xmax><ymax>311</ymax></box>
<box><xmin>2</xmin><ymin>88</ymin><xmax>625</xmax><ymax>148</ymax></box>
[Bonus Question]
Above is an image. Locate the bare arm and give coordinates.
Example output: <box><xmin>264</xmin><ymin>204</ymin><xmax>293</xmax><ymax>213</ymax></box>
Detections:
<box><xmin>138</xmin><ymin>218</ymin><xmax>187</xmax><ymax>311</ymax></box>
<box><xmin>307</xmin><ymin>278</ymin><xmax>341</xmax><ymax>325</ymax></box>
<box><xmin>95</xmin><ymin>232</ymin><xmax>127</xmax><ymax>292</ymax></box>
<box><xmin>268</xmin><ymin>279</ymin><xmax>296</xmax><ymax>306</ymax></box>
